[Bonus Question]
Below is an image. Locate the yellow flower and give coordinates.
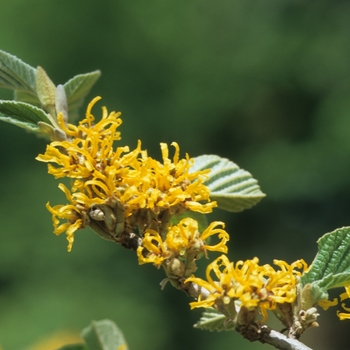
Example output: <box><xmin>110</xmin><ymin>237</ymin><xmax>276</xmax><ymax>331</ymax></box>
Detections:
<box><xmin>165</xmin><ymin>218</ymin><xmax>229</xmax><ymax>256</ymax></box>
<box><xmin>319</xmin><ymin>286</ymin><xmax>350</xmax><ymax>320</ymax></box>
<box><xmin>186</xmin><ymin>255</ymin><xmax>304</xmax><ymax>321</ymax></box>
<box><xmin>137</xmin><ymin>218</ymin><xmax>229</xmax><ymax>268</ymax></box>
<box><xmin>46</xmin><ymin>183</ymin><xmax>90</xmax><ymax>252</ymax></box>
<box><xmin>318</xmin><ymin>298</ymin><xmax>338</xmax><ymax>311</ymax></box>
<box><xmin>36</xmin><ymin>96</ymin><xmax>123</xmax><ymax>180</ymax></box>
<box><xmin>337</xmin><ymin>286</ymin><xmax>350</xmax><ymax>320</ymax></box>
<box><xmin>37</xmin><ymin>97</ymin><xmax>216</xmax><ymax>250</ymax></box>
<box><xmin>116</xmin><ymin>142</ymin><xmax>217</xmax><ymax>215</ymax></box>
<box><xmin>137</xmin><ymin>229</ymin><xmax>169</xmax><ymax>267</ymax></box>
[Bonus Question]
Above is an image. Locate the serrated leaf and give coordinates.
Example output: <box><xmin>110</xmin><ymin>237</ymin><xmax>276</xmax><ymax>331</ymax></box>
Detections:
<box><xmin>57</xmin><ymin>344</ymin><xmax>88</xmax><ymax>350</ymax></box>
<box><xmin>194</xmin><ymin>308</ymin><xmax>235</xmax><ymax>332</ymax></box>
<box><xmin>81</xmin><ymin>319</ymin><xmax>129</xmax><ymax>350</ymax></box>
<box><xmin>300</xmin><ymin>227</ymin><xmax>350</xmax><ymax>304</ymax></box>
<box><xmin>301</xmin><ymin>227</ymin><xmax>350</xmax><ymax>286</ymax></box>
<box><xmin>0</xmin><ymin>50</ymin><xmax>36</xmax><ymax>92</ymax></box>
<box><xmin>190</xmin><ymin>155</ymin><xmax>266</xmax><ymax>212</ymax></box>
<box><xmin>0</xmin><ymin>100</ymin><xmax>52</xmax><ymax>133</ymax></box>
<box><xmin>64</xmin><ymin>71</ymin><xmax>101</xmax><ymax>121</ymax></box>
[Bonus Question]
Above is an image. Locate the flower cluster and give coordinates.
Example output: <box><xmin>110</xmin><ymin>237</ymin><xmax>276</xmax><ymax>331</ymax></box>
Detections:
<box><xmin>36</xmin><ymin>97</ymin><xmax>216</xmax><ymax>251</ymax></box>
<box><xmin>37</xmin><ymin>94</ymin><xmax>328</xmax><ymax>334</ymax></box>
<box><xmin>186</xmin><ymin>255</ymin><xmax>308</xmax><ymax>321</ymax></box>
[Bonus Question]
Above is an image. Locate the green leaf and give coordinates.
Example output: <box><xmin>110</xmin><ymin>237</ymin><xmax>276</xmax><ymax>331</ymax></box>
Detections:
<box><xmin>0</xmin><ymin>100</ymin><xmax>52</xmax><ymax>133</ymax></box>
<box><xmin>81</xmin><ymin>319</ymin><xmax>129</xmax><ymax>350</ymax></box>
<box><xmin>0</xmin><ymin>50</ymin><xmax>36</xmax><ymax>92</ymax></box>
<box><xmin>301</xmin><ymin>227</ymin><xmax>350</xmax><ymax>286</ymax></box>
<box><xmin>300</xmin><ymin>227</ymin><xmax>350</xmax><ymax>304</ymax></box>
<box><xmin>14</xmin><ymin>90</ymin><xmax>41</xmax><ymax>106</ymax></box>
<box><xmin>64</xmin><ymin>71</ymin><xmax>101</xmax><ymax>121</ymax></box>
<box><xmin>194</xmin><ymin>308</ymin><xmax>235</xmax><ymax>332</ymax></box>
<box><xmin>56</xmin><ymin>344</ymin><xmax>89</xmax><ymax>350</ymax></box>
<box><xmin>190</xmin><ymin>155</ymin><xmax>266</xmax><ymax>212</ymax></box>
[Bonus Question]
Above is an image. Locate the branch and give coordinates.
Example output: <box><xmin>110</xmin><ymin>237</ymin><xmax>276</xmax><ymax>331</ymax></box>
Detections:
<box><xmin>259</xmin><ymin>326</ymin><xmax>313</xmax><ymax>350</ymax></box>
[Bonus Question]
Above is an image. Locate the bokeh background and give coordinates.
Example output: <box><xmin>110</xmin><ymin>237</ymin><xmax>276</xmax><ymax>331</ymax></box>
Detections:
<box><xmin>0</xmin><ymin>0</ymin><xmax>350</xmax><ymax>349</ymax></box>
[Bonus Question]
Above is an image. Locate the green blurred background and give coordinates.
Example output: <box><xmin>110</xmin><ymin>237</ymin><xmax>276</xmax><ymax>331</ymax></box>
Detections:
<box><xmin>0</xmin><ymin>0</ymin><xmax>350</xmax><ymax>349</ymax></box>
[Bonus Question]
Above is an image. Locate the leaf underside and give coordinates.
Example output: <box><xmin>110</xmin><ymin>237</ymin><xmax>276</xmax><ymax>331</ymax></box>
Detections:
<box><xmin>81</xmin><ymin>319</ymin><xmax>129</xmax><ymax>350</ymax></box>
<box><xmin>191</xmin><ymin>155</ymin><xmax>266</xmax><ymax>212</ymax></box>
<box><xmin>64</xmin><ymin>70</ymin><xmax>101</xmax><ymax>122</ymax></box>
<box><xmin>0</xmin><ymin>100</ymin><xmax>52</xmax><ymax>132</ymax></box>
<box><xmin>194</xmin><ymin>308</ymin><xmax>235</xmax><ymax>332</ymax></box>
<box><xmin>0</xmin><ymin>50</ymin><xmax>36</xmax><ymax>92</ymax></box>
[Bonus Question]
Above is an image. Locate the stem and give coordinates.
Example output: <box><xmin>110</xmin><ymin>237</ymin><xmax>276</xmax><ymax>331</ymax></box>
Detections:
<box><xmin>183</xmin><ymin>282</ymin><xmax>312</xmax><ymax>350</ymax></box>
<box><xmin>257</xmin><ymin>326</ymin><xmax>313</xmax><ymax>350</ymax></box>
<box><xmin>179</xmin><ymin>280</ymin><xmax>210</xmax><ymax>299</ymax></box>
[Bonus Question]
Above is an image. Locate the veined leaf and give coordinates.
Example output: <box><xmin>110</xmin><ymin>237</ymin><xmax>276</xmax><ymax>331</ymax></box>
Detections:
<box><xmin>0</xmin><ymin>100</ymin><xmax>51</xmax><ymax>133</ymax></box>
<box><xmin>300</xmin><ymin>227</ymin><xmax>350</xmax><ymax>286</ymax></box>
<box><xmin>300</xmin><ymin>227</ymin><xmax>350</xmax><ymax>304</ymax></box>
<box><xmin>64</xmin><ymin>71</ymin><xmax>101</xmax><ymax>121</ymax></box>
<box><xmin>194</xmin><ymin>308</ymin><xmax>235</xmax><ymax>332</ymax></box>
<box><xmin>190</xmin><ymin>155</ymin><xmax>265</xmax><ymax>212</ymax></box>
<box><xmin>0</xmin><ymin>50</ymin><xmax>36</xmax><ymax>92</ymax></box>
<box><xmin>81</xmin><ymin>319</ymin><xmax>129</xmax><ymax>350</ymax></box>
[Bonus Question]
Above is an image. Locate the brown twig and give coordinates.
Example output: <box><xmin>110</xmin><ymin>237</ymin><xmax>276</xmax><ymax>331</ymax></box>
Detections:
<box><xmin>258</xmin><ymin>325</ymin><xmax>313</xmax><ymax>350</ymax></box>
